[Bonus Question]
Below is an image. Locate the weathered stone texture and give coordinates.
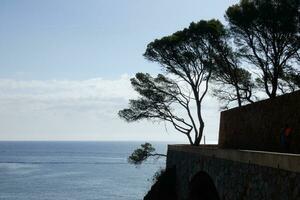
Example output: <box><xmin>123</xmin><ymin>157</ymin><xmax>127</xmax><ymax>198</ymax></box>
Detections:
<box><xmin>167</xmin><ymin>148</ymin><xmax>300</xmax><ymax>200</ymax></box>
<box><xmin>219</xmin><ymin>90</ymin><xmax>300</xmax><ymax>153</ymax></box>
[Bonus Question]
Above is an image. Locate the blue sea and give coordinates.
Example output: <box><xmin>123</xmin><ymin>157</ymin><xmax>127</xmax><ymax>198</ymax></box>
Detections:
<box><xmin>0</xmin><ymin>141</ymin><xmax>167</xmax><ymax>200</ymax></box>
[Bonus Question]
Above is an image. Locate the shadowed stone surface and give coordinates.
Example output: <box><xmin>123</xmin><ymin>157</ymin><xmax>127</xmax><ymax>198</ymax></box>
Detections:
<box><xmin>219</xmin><ymin>90</ymin><xmax>300</xmax><ymax>153</ymax></box>
<box><xmin>143</xmin><ymin>168</ymin><xmax>177</xmax><ymax>200</ymax></box>
<box><xmin>167</xmin><ymin>145</ymin><xmax>300</xmax><ymax>200</ymax></box>
<box><xmin>163</xmin><ymin>92</ymin><xmax>300</xmax><ymax>199</ymax></box>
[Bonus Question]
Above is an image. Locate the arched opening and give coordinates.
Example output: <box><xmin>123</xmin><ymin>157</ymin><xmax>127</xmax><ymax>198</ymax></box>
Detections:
<box><xmin>188</xmin><ymin>171</ymin><xmax>220</xmax><ymax>200</ymax></box>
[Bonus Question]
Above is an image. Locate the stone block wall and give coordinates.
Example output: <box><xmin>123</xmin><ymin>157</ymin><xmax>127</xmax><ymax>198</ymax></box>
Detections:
<box><xmin>218</xmin><ymin>90</ymin><xmax>300</xmax><ymax>153</ymax></box>
<box><xmin>167</xmin><ymin>147</ymin><xmax>300</xmax><ymax>200</ymax></box>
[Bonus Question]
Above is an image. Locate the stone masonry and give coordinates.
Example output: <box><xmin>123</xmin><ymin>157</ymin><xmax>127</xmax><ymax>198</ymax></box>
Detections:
<box><xmin>167</xmin><ymin>145</ymin><xmax>300</xmax><ymax>200</ymax></box>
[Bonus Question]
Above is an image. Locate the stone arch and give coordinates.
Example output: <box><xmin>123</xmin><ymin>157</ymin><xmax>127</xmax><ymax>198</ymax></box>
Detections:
<box><xmin>188</xmin><ymin>171</ymin><xmax>220</xmax><ymax>200</ymax></box>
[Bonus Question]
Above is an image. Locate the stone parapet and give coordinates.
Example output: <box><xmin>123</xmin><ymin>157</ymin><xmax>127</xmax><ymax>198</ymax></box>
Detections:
<box><xmin>167</xmin><ymin>145</ymin><xmax>300</xmax><ymax>200</ymax></box>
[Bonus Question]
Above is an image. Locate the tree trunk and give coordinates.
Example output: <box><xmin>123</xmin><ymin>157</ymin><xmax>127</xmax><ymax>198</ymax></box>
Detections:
<box><xmin>235</xmin><ymin>84</ymin><xmax>242</xmax><ymax>107</ymax></box>
<box><xmin>194</xmin><ymin>120</ymin><xmax>204</xmax><ymax>146</ymax></box>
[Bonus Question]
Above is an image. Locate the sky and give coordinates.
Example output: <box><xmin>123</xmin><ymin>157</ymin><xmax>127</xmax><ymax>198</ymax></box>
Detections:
<box><xmin>0</xmin><ymin>0</ymin><xmax>239</xmax><ymax>142</ymax></box>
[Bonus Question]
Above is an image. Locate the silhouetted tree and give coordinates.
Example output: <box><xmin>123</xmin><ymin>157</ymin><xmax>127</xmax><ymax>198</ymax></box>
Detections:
<box><xmin>119</xmin><ymin>20</ymin><xmax>222</xmax><ymax>146</ymax></box>
<box><xmin>212</xmin><ymin>66</ymin><xmax>255</xmax><ymax>109</ymax></box>
<box><xmin>120</xmin><ymin>1</ymin><xmax>300</xmax><ymax>147</ymax></box>
<box><xmin>128</xmin><ymin>143</ymin><xmax>166</xmax><ymax>165</ymax></box>
<box><xmin>207</xmin><ymin>21</ymin><xmax>255</xmax><ymax>108</ymax></box>
<box><xmin>226</xmin><ymin>0</ymin><xmax>300</xmax><ymax>98</ymax></box>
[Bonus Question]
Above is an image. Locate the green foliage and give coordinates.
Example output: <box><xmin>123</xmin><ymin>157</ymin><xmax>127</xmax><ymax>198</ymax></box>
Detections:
<box><xmin>119</xmin><ymin>2</ymin><xmax>300</xmax><ymax>146</ymax></box>
<box><xmin>128</xmin><ymin>143</ymin><xmax>156</xmax><ymax>165</ymax></box>
<box><xmin>143</xmin><ymin>19</ymin><xmax>222</xmax><ymax>78</ymax></box>
<box><xmin>118</xmin><ymin>73</ymin><xmax>180</xmax><ymax>123</ymax></box>
<box><xmin>278</xmin><ymin>69</ymin><xmax>300</xmax><ymax>92</ymax></box>
<box><xmin>207</xmin><ymin>21</ymin><xmax>255</xmax><ymax>107</ymax></box>
<box><xmin>151</xmin><ymin>168</ymin><xmax>166</xmax><ymax>184</ymax></box>
<box><xmin>226</xmin><ymin>0</ymin><xmax>300</xmax><ymax>98</ymax></box>
<box><xmin>120</xmin><ymin>20</ymin><xmax>227</xmax><ymax>145</ymax></box>
<box><xmin>212</xmin><ymin>68</ymin><xmax>255</xmax><ymax>109</ymax></box>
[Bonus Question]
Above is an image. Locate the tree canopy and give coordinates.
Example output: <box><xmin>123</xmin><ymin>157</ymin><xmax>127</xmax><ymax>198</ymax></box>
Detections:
<box><xmin>226</xmin><ymin>0</ymin><xmax>300</xmax><ymax>98</ymax></box>
<box><xmin>119</xmin><ymin>1</ymin><xmax>300</xmax><ymax>147</ymax></box>
<box><xmin>120</xmin><ymin>20</ymin><xmax>225</xmax><ymax>145</ymax></box>
<box><xmin>128</xmin><ymin>143</ymin><xmax>166</xmax><ymax>165</ymax></box>
<box><xmin>207</xmin><ymin>21</ymin><xmax>255</xmax><ymax>108</ymax></box>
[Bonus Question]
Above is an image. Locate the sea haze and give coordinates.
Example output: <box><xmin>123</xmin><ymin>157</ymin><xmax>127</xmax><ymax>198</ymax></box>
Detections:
<box><xmin>0</xmin><ymin>141</ymin><xmax>167</xmax><ymax>200</ymax></box>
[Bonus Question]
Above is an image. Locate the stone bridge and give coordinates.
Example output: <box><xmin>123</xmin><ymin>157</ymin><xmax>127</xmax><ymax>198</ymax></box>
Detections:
<box><xmin>167</xmin><ymin>145</ymin><xmax>300</xmax><ymax>200</ymax></box>
<box><xmin>165</xmin><ymin>91</ymin><xmax>300</xmax><ymax>200</ymax></box>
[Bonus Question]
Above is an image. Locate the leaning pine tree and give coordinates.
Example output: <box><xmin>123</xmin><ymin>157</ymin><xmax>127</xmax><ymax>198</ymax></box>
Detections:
<box><xmin>119</xmin><ymin>20</ymin><xmax>224</xmax><ymax>146</ymax></box>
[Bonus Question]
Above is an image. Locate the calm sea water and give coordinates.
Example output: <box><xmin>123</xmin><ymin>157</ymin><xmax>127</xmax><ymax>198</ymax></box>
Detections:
<box><xmin>0</xmin><ymin>141</ymin><xmax>167</xmax><ymax>200</ymax></box>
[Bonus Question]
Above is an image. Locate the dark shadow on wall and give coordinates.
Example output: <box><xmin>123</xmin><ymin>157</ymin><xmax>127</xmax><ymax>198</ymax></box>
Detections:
<box><xmin>188</xmin><ymin>171</ymin><xmax>220</xmax><ymax>200</ymax></box>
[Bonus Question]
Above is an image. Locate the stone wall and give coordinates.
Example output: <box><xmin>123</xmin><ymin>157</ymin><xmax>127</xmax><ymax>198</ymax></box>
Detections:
<box><xmin>167</xmin><ymin>145</ymin><xmax>300</xmax><ymax>200</ymax></box>
<box><xmin>218</xmin><ymin>90</ymin><xmax>300</xmax><ymax>153</ymax></box>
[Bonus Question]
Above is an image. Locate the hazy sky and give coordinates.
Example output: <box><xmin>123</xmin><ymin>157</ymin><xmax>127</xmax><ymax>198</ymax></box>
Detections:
<box><xmin>0</xmin><ymin>0</ymin><xmax>239</xmax><ymax>142</ymax></box>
